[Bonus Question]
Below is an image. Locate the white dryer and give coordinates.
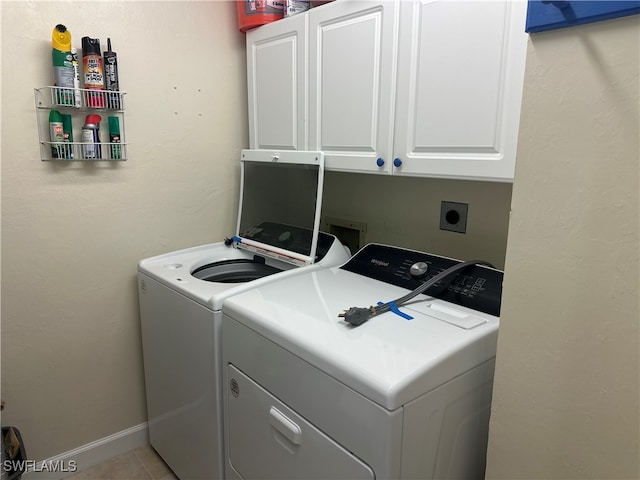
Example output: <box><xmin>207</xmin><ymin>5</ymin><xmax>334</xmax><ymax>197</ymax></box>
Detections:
<box><xmin>138</xmin><ymin>150</ymin><xmax>350</xmax><ymax>480</ymax></box>
<box><xmin>222</xmin><ymin>243</ymin><xmax>504</xmax><ymax>480</ymax></box>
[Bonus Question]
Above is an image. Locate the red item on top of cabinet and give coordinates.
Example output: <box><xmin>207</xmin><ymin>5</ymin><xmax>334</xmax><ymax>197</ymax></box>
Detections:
<box><xmin>310</xmin><ymin>0</ymin><xmax>334</xmax><ymax>6</ymax></box>
<box><xmin>237</xmin><ymin>0</ymin><xmax>285</xmax><ymax>32</ymax></box>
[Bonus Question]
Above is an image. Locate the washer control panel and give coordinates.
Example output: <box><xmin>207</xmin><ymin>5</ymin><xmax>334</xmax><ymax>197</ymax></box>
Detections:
<box><xmin>341</xmin><ymin>243</ymin><xmax>503</xmax><ymax>317</ymax></box>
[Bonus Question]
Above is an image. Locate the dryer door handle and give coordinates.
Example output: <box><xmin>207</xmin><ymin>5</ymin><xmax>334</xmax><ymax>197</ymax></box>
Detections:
<box><xmin>269</xmin><ymin>406</ymin><xmax>302</xmax><ymax>445</ymax></box>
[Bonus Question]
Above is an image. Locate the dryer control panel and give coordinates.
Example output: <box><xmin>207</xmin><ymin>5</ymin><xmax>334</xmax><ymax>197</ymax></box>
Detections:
<box><xmin>341</xmin><ymin>244</ymin><xmax>503</xmax><ymax>317</ymax></box>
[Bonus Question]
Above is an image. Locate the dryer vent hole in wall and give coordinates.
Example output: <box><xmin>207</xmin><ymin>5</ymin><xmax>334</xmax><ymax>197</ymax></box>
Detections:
<box><xmin>322</xmin><ymin>216</ymin><xmax>367</xmax><ymax>255</ymax></box>
<box><xmin>440</xmin><ymin>201</ymin><xmax>468</xmax><ymax>234</ymax></box>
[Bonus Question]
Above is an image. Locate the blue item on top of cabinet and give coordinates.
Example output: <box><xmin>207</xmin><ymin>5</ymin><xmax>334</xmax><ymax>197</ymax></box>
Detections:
<box><xmin>526</xmin><ymin>0</ymin><xmax>640</xmax><ymax>33</ymax></box>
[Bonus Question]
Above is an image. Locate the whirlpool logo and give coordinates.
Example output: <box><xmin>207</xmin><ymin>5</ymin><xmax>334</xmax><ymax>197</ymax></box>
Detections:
<box><xmin>370</xmin><ymin>258</ymin><xmax>389</xmax><ymax>267</ymax></box>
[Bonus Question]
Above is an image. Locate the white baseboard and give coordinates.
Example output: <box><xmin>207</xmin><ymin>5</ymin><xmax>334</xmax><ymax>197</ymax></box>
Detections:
<box><xmin>21</xmin><ymin>422</ymin><xmax>149</xmax><ymax>480</ymax></box>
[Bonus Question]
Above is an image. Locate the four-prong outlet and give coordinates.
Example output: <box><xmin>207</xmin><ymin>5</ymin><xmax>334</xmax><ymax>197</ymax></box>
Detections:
<box><xmin>440</xmin><ymin>201</ymin><xmax>468</xmax><ymax>234</ymax></box>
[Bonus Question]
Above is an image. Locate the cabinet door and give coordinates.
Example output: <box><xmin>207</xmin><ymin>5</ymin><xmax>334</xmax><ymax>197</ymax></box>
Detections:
<box><xmin>393</xmin><ymin>0</ymin><xmax>527</xmax><ymax>181</ymax></box>
<box><xmin>247</xmin><ymin>13</ymin><xmax>308</xmax><ymax>150</ymax></box>
<box><xmin>308</xmin><ymin>0</ymin><xmax>399</xmax><ymax>173</ymax></box>
<box><xmin>226</xmin><ymin>364</ymin><xmax>375</xmax><ymax>480</ymax></box>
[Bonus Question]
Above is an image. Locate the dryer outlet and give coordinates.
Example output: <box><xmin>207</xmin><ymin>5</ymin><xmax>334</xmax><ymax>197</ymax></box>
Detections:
<box><xmin>440</xmin><ymin>201</ymin><xmax>468</xmax><ymax>234</ymax></box>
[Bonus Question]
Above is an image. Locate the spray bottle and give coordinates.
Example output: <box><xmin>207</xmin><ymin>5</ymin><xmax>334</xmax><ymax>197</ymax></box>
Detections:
<box><xmin>82</xmin><ymin>36</ymin><xmax>105</xmax><ymax>108</ymax></box>
<box><xmin>51</xmin><ymin>25</ymin><xmax>76</xmax><ymax>106</ymax></box>
<box><xmin>82</xmin><ymin>114</ymin><xmax>102</xmax><ymax>159</ymax></box>
<box><xmin>61</xmin><ymin>114</ymin><xmax>74</xmax><ymax>159</ymax></box>
<box><xmin>71</xmin><ymin>48</ymin><xmax>82</xmax><ymax>107</ymax></box>
<box><xmin>49</xmin><ymin>110</ymin><xmax>64</xmax><ymax>158</ymax></box>
<box><xmin>108</xmin><ymin>116</ymin><xmax>121</xmax><ymax>159</ymax></box>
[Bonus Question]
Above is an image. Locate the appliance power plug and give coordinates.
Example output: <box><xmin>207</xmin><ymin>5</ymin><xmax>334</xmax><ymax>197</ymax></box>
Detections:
<box><xmin>338</xmin><ymin>306</ymin><xmax>378</xmax><ymax>327</ymax></box>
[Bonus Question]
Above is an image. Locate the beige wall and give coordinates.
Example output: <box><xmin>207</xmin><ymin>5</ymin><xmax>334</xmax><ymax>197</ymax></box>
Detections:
<box><xmin>1</xmin><ymin>1</ymin><xmax>248</xmax><ymax>461</ymax></box>
<box><xmin>486</xmin><ymin>15</ymin><xmax>640</xmax><ymax>479</ymax></box>
<box><xmin>323</xmin><ymin>172</ymin><xmax>512</xmax><ymax>269</ymax></box>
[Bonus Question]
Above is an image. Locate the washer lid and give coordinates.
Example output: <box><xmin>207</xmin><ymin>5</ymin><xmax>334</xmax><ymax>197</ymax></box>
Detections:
<box><xmin>234</xmin><ymin>150</ymin><xmax>325</xmax><ymax>267</ymax></box>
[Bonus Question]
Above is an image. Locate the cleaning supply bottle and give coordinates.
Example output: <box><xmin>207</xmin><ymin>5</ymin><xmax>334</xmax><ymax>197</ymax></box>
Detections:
<box><xmin>81</xmin><ymin>114</ymin><xmax>102</xmax><ymax>159</ymax></box>
<box><xmin>49</xmin><ymin>110</ymin><xmax>64</xmax><ymax>158</ymax></box>
<box><xmin>82</xmin><ymin>36</ymin><xmax>105</xmax><ymax>108</ymax></box>
<box><xmin>61</xmin><ymin>114</ymin><xmax>74</xmax><ymax>159</ymax></box>
<box><xmin>71</xmin><ymin>48</ymin><xmax>82</xmax><ymax>107</ymax></box>
<box><xmin>108</xmin><ymin>116</ymin><xmax>121</xmax><ymax>159</ymax></box>
<box><xmin>51</xmin><ymin>24</ymin><xmax>76</xmax><ymax>105</ymax></box>
<box><xmin>103</xmin><ymin>39</ymin><xmax>120</xmax><ymax>109</ymax></box>
<box><xmin>285</xmin><ymin>0</ymin><xmax>309</xmax><ymax>17</ymax></box>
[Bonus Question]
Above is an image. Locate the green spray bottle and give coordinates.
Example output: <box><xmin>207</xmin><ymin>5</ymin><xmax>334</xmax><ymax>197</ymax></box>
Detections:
<box><xmin>49</xmin><ymin>110</ymin><xmax>64</xmax><ymax>158</ymax></box>
<box><xmin>51</xmin><ymin>24</ymin><xmax>76</xmax><ymax>106</ymax></box>
<box><xmin>108</xmin><ymin>116</ymin><xmax>121</xmax><ymax>159</ymax></box>
<box><xmin>61</xmin><ymin>114</ymin><xmax>74</xmax><ymax>159</ymax></box>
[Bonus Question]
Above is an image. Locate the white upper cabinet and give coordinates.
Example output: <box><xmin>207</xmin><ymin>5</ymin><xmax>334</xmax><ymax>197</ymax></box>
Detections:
<box><xmin>392</xmin><ymin>0</ymin><xmax>528</xmax><ymax>181</ymax></box>
<box><xmin>245</xmin><ymin>0</ymin><xmax>527</xmax><ymax>181</ymax></box>
<box><xmin>247</xmin><ymin>13</ymin><xmax>308</xmax><ymax>150</ymax></box>
<box><xmin>308</xmin><ymin>0</ymin><xmax>399</xmax><ymax>173</ymax></box>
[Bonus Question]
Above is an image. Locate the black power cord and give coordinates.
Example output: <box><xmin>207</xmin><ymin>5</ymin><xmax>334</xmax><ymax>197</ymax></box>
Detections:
<box><xmin>338</xmin><ymin>259</ymin><xmax>494</xmax><ymax>327</ymax></box>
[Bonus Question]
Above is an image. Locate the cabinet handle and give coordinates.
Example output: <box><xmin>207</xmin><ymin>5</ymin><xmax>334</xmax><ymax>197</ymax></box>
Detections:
<box><xmin>393</xmin><ymin>157</ymin><xmax>403</xmax><ymax>167</ymax></box>
<box><xmin>269</xmin><ymin>406</ymin><xmax>302</xmax><ymax>445</ymax></box>
<box><xmin>376</xmin><ymin>157</ymin><xmax>385</xmax><ymax>167</ymax></box>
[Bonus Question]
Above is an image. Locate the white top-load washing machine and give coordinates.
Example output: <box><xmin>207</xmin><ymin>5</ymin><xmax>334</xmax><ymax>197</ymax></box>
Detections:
<box><xmin>138</xmin><ymin>150</ymin><xmax>350</xmax><ymax>480</ymax></box>
<box><xmin>222</xmin><ymin>243</ymin><xmax>504</xmax><ymax>480</ymax></box>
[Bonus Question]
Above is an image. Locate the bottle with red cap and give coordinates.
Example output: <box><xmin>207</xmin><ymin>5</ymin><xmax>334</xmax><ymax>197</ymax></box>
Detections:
<box><xmin>81</xmin><ymin>114</ymin><xmax>102</xmax><ymax>159</ymax></box>
<box><xmin>82</xmin><ymin>36</ymin><xmax>105</xmax><ymax>108</ymax></box>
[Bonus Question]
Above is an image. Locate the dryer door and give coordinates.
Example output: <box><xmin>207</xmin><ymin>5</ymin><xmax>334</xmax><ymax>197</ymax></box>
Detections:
<box><xmin>226</xmin><ymin>364</ymin><xmax>375</xmax><ymax>480</ymax></box>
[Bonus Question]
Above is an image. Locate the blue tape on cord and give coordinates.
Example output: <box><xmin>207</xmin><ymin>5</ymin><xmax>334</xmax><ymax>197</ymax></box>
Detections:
<box><xmin>377</xmin><ymin>301</ymin><xmax>414</xmax><ymax>320</ymax></box>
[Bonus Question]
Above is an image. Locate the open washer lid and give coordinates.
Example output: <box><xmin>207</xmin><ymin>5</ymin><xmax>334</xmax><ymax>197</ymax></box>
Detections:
<box><xmin>232</xmin><ymin>150</ymin><xmax>325</xmax><ymax>267</ymax></box>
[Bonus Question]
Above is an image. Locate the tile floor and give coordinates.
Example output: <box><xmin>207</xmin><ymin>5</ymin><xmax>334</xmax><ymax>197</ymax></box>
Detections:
<box><xmin>66</xmin><ymin>446</ymin><xmax>177</xmax><ymax>480</ymax></box>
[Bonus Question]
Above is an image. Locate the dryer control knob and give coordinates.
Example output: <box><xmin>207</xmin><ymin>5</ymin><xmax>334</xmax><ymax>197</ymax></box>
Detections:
<box><xmin>409</xmin><ymin>261</ymin><xmax>429</xmax><ymax>278</ymax></box>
